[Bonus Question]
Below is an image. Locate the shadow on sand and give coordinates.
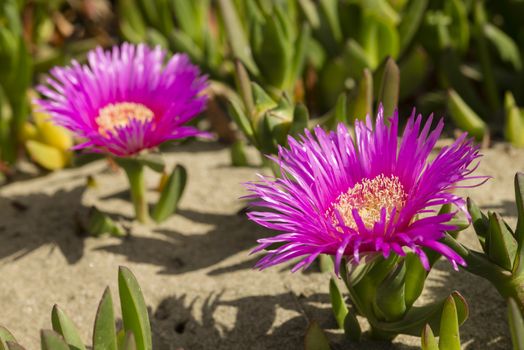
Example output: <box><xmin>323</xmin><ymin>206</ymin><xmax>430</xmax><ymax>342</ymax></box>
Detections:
<box><xmin>97</xmin><ymin>208</ymin><xmax>267</xmax><ymax>275</ymax></box>
<box><xmin>0</xmin><ymin>185</ymin><xmax>88</xmax><ymax>264</ymax></box>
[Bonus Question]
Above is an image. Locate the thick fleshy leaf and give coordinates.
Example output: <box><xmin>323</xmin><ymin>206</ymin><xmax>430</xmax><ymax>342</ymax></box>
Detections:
<box><xmin>0</xmin><ymin>326</ymin><xmax>16</xmax><ymax>350</ymax></box>
<box><xmin>514</xmin><ymin>173</ymin><xmax>524</xmax><ymax>275</ymax></box>
<box><xmin>404</xmin><ymin>253</ymin><xmax>428</xmax><ymax>309</ymax></box>
<box><xmin>343</xmin><ymin>39</ymin><xmax>372</xmax><ymax>80</ymax></box>
<box><xmin>118</xmin><ymin>266</ymin><xmax>152</xmax><ymax>350</ymax></box>
<box><xmin>93</xmin><ymin>287</ymin><xmax>117</xmax><ymax>350</ymax></box>
<box><xmin>472</xmin><ymin>1</ymin><xmax>499</xmax><ymax>113</ymax></box>
<box><xmin>51</xmin><ymin>305</ymin><xmax>86</xmax><ymax>350</ymax></box>
<box><xmin>40</xmin><ymin>330</ymin><xmax>69</xmax><ymax>350</ymax></box>
<box><xmin>439</xmin><ymin>50</ymin><xmax>486</xmax><ymax>117</ymax></box>
<box><xmin>289</xmin><ymin>103</ymin><xmax>309</xmax><ymax>138</ymax></box>
<box><xmin>349</xmin><ymin>68</ymin><xmax>373</xmax><ymax>123</ymax></box>
<box><xmin>218</xmin><ymin>0</ymin><xmax>259</xmax><ymax>74</ymax></box>
<box><xmin>330</xmin><ymin>93</ymin><xmax>348</xmax><ymax>126</ymax></box>
<box><xmin>121</xmin><ymin>331</ymin><xmax>137</xmax><ymax>350</ymax></box>
<box><xmin>26</xmin><ymin>140</ymin><xmax>69</xmax><ymax>171</ymax></box>
<box><xmin>234</xmin><ymin>60</ymin><xmax>254</xmax><ymax>118</ymax></box>
<box><xmin>484</xmin><ymin>23</ymin><xmax>522</xmax><ymax>71</ymax></box>
<box><xmin>372</xmin><ymin>291</ymin><xmax>468</xmax><ymax>336</ymax></box>
<box><xmin>304</xmin><ymin>321</ymin><xmax>331</xmax><ymax>350</ymax></box>
<box><xmin>399</xmin><ymin>46</ymin><xmax>429</xmax><ymax>99</ymax></box>
<box><xmin>375</xmin><ymin>262</ymin><xmax>407</xmax><ymax>321</ymax></box>
<box><xmin>118</xmin><ymin>0</ymin><xmax>147</xmax><ymax>42</ymax></box>
<box><xmin>438</xmin><ymin>295</ymin><xmax>461</xmax><ymax>350</ymax></box>
<box><xmin>87</xmin><ymin>207</ymin><xmax>125</xmax><ymax>237</ymax></box>
<box><xmin>487</xmin><ymin>212</ymin><xmax>517</xmax><ymax>271</ymax></box>
<box><xmin>504</xmin><ymin>92</ymin><xmax>524</xmax><ymax>147</ymax></box>
<box><xmin>421</xmin><ymin>324</ymin><xmax>439</xmax><ymax>350</ymax></box>
<box><xmin>329</xmin><ymin>278</ymin><xmax>348</xmax><ymax>329</ymax></box>
<box><xmin>508</xmin><ymin>298</ymin><xmax>524</xmax><ymax>350</ymax></box>
<box><xmin>447</xmin><ymin>89</ymin><xmax>487</xmax><ymax>141</ymax></box>
<box><xmin>377</xmin><ymin>57</ymin><xmax>399</xmax><ymax>118</ymax></box>
<box><xmin>398</xmin><ymin>0</ymin><xmax>428</xmax><ymax>54</ymax></box>
<box><xmin>228</xmin><ymin>100</ymin><xmax>254</xmax><ymax>142</ymax></box>
<box><xmin>151</xmin><ymin>165</ymin><xmax>187</xmax><ymax>222</ymax></box>
<box><xmin>467</xmin><ymin>198</ymin><xmax>489</xmax><ymax>250</ymax></box>
<box><xmin>251</xmin><ymin>83</ymin><xmax>278</xmax><ymax>119</ymax></box>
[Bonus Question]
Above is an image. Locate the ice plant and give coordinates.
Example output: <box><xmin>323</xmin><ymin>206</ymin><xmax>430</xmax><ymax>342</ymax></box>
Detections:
<box><xmin>35</xmin><ymin>43</ymin><xmax>208</xmax><ymax>222</ymax></box>
<box><xmin>246</xmin><ymin>107</ymin><xmax>483</xmax><ymax>274</ymax></box>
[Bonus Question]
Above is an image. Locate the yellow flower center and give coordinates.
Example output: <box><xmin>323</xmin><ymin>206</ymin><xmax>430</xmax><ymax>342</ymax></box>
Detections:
<box><xmin>327</xmin><ymin>174</ymin><xmax>407</xmax><ymax>230</ymax></box>
<box><xmin>95</xmin><ymin>102</ymin><xmax>154</xmax><ymax>136</ymax></box>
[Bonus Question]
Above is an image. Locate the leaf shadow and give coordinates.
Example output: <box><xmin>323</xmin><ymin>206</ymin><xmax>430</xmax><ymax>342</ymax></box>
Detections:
<box><xmin>96</xmin><ymin>208</ymin><xmax>267</xmax><ymax>275</ymax></box>
<box><xmin>0</xmin><ymin>185</ymin><xmax>88</xmax><ymax>264</ymax></box>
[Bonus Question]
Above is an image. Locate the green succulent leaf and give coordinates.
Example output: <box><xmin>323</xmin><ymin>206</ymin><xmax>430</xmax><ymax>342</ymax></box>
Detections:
<box><xmin>508</xmin><ymin>298</ymin><xmax>524</xmax><ymax>350</ymax></box>
<box><xmin>349</xmin><ymin>68</ymin><xmax>373</xmax><ymax>123</ymax></box>
<box><xmin>343</xmin><ymin>39</ymin><xmax>372</xmax><ymax>80</ymax></box>
<box><xmin>377</xmin><ymin>57</ymin><xmax>400</xmax><ymax>118</ymax></box>
<box><xmin>467</xmin><ymin>198</ymin><xmax>489</xmax><ymax>250</ymax></box>
<box><xmin>169</xmin><ymin>30</ymin><xmax>204</xmax><ymax>64</ymax></box>
<box><xmin>118</xmin><ymin>266</ymin><xmax>152</xmax><ymax>350</ymax></box>
<box><xmin>234</xmin><ymin>60</ymin><xmax>255</xmax><ymax>118</ymax></box>
<box><xmin>251</xmin><ymin>83</ymin><xmax>278</xmax><ymax>119</ymax></box>
<box><xmin>399</xmin><ymin>46</ymin><xmax>429</xmax><ymax>99</ymax></box>
<box><xmin>151</xmin><ymin>165</ymin><xmax>187</xmax><ymax>223</ymax></box>
<box><xmin>487</xmin><ymin>212</ymin><xmax>518</xmax><ymax>271</ymax></box>
<box><xmin>404</xmin><ymin>253</ymin><xmax>428</xmax><ymax>309</ymax></box>
<box><xmin>514</xmin><ymin>173</ymin><xmax>524</xmax><ymax>275</ymax></box>
<box><xmin>504</xmin><ymin>92</ymin><xmax>524</xmax><ymax>147</ymax></box>
<box><xmin>445</xmin><ymin>0</ymin><xmax>470</xmax><ymax>53</ymax></box>
<box><xmin>87</xmin><ymin>207</ymin><xmax>126</xmax><ymax>238</ymax></box>
<box><xmin>121</xmin><ymin>331</ymin><xmax>137</xmax><ymax>350</ymax></box>
<box><xmin>93</xmin><ymin>288</ymin><xmax>118</xmax><ymax>350</ymax></box>
<box><xmin>227</xmin><ymin>100</ymin><xmax>254</xmax><ymax>142</ymax></box>
<box><xmin>289</xmin><ymin>103</ymin><xmax>309</xmax><ymax>138</ymax></box>
<box><xmin>439</xmin><ymin>50</ymin><xmax>486</xmax><ymax>117</ymax></box>
<box><xmin>421</xmin><ymin>324</ymin><xmax>439</xmax><ymax>350</ymax></box>
<box><xmin>118</xmin><ymin>0</ymin><xmax>147</xmax><ymax>42</ymax></box>
<box><xmin>438</xmin><ymin>295</ymin><xmax>461</xmax><ymax>350</ymax></box>
<box><xmin>375</xmin><ymin>261</ymin><xmax>407</xmax><ymax>321</ymax></box>
<box><xmin>484</xmin><ymin>23</ymin><xmax>522</xmax><ymax>72</ymax></box>
<box><xmin>40</xmin><ymin>330</ymin><xmax>69</xmax><ymax>350</ymax></box>
<box><xmin>398</xmin><ymin>0</ymin><xmax>428</xmax><ymax>54</ymax></box>
<box><xmin>51</xmin><ymin>305</ymin><xmax>86</xmax><ymax>350</ymax></box>
<box><xmin>329</xmin><ymin>278</ymin><xmax>349</xmax><ymax>330</ymax></box>
<box><xmin>371</xmin><ymin>291</ymin><xmax>468</xmax><ymax>336</ymax></box>
<box><xmin>304</xmin><ymin>321</ymin><xmax>331</xmax><ymax>350</ymax></box>
<box><xmin>447</xmin><ymin>89</ymin><xmax>487</xmax><ymax>141</ymax></box>
<box><xmin>0</xmin><ymin>326</ymin><xmax>16</xmax><ymax>350</ymax></box>
<box><xmin>218</xmin><ymin>0</ymin><xmax>259</xmax><ymax>75</ymax></box>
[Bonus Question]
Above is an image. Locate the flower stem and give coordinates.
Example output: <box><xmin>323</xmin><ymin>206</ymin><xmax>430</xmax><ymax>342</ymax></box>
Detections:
<box><xmin>118</xmin><ymin>158</ymin><xmax>150</xmax><ymax>223</ymax></box>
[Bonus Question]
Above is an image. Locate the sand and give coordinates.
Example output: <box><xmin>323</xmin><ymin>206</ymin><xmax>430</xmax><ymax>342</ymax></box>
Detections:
<box><xmin>0</xmin><ymin>141</ymin><xmax>519</xmax><ymax>349</ymax></box>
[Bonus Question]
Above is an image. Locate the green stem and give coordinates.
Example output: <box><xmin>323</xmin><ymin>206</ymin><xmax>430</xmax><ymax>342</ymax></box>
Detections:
<box><xmin>118</xmin><ymin>158</ymin><xmax>150</xmax><ymax>223</ymax></box>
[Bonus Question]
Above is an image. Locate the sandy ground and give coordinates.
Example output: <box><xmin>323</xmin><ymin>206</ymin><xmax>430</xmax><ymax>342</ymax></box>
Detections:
<box><xmin>0</xmin><ymin>140</ymin><xmax>520</xmax><ymax>350</ymax></box>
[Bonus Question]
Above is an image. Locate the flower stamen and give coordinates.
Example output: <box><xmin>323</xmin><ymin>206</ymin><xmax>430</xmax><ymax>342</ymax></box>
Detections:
<box><xmin>96</xmin><ymin>102</ymin><xmax>154</xmax><ymax>136</ymax></box>
<box><xmin>327</xmin><ymin>174</ymin><xmax>407</xmax><ymax>230</ymax></box>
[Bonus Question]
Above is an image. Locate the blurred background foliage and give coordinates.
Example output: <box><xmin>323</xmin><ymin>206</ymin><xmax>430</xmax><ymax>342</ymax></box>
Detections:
<box><xmin>1</xmin><ymin>0</ymin><xmax>524</xmax><ymax>173</ymax></box>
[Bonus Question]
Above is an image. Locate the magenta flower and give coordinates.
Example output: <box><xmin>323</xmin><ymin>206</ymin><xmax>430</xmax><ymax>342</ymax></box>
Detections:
<box><xmin>246</xmin><ymin>108</ymin><xmax>485</xmax><ymax>274</ymax></box>
<box><xmin>35</xmin><ymin>43</ymin><xmax>208</xmax><ymax>157</ymax></box>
